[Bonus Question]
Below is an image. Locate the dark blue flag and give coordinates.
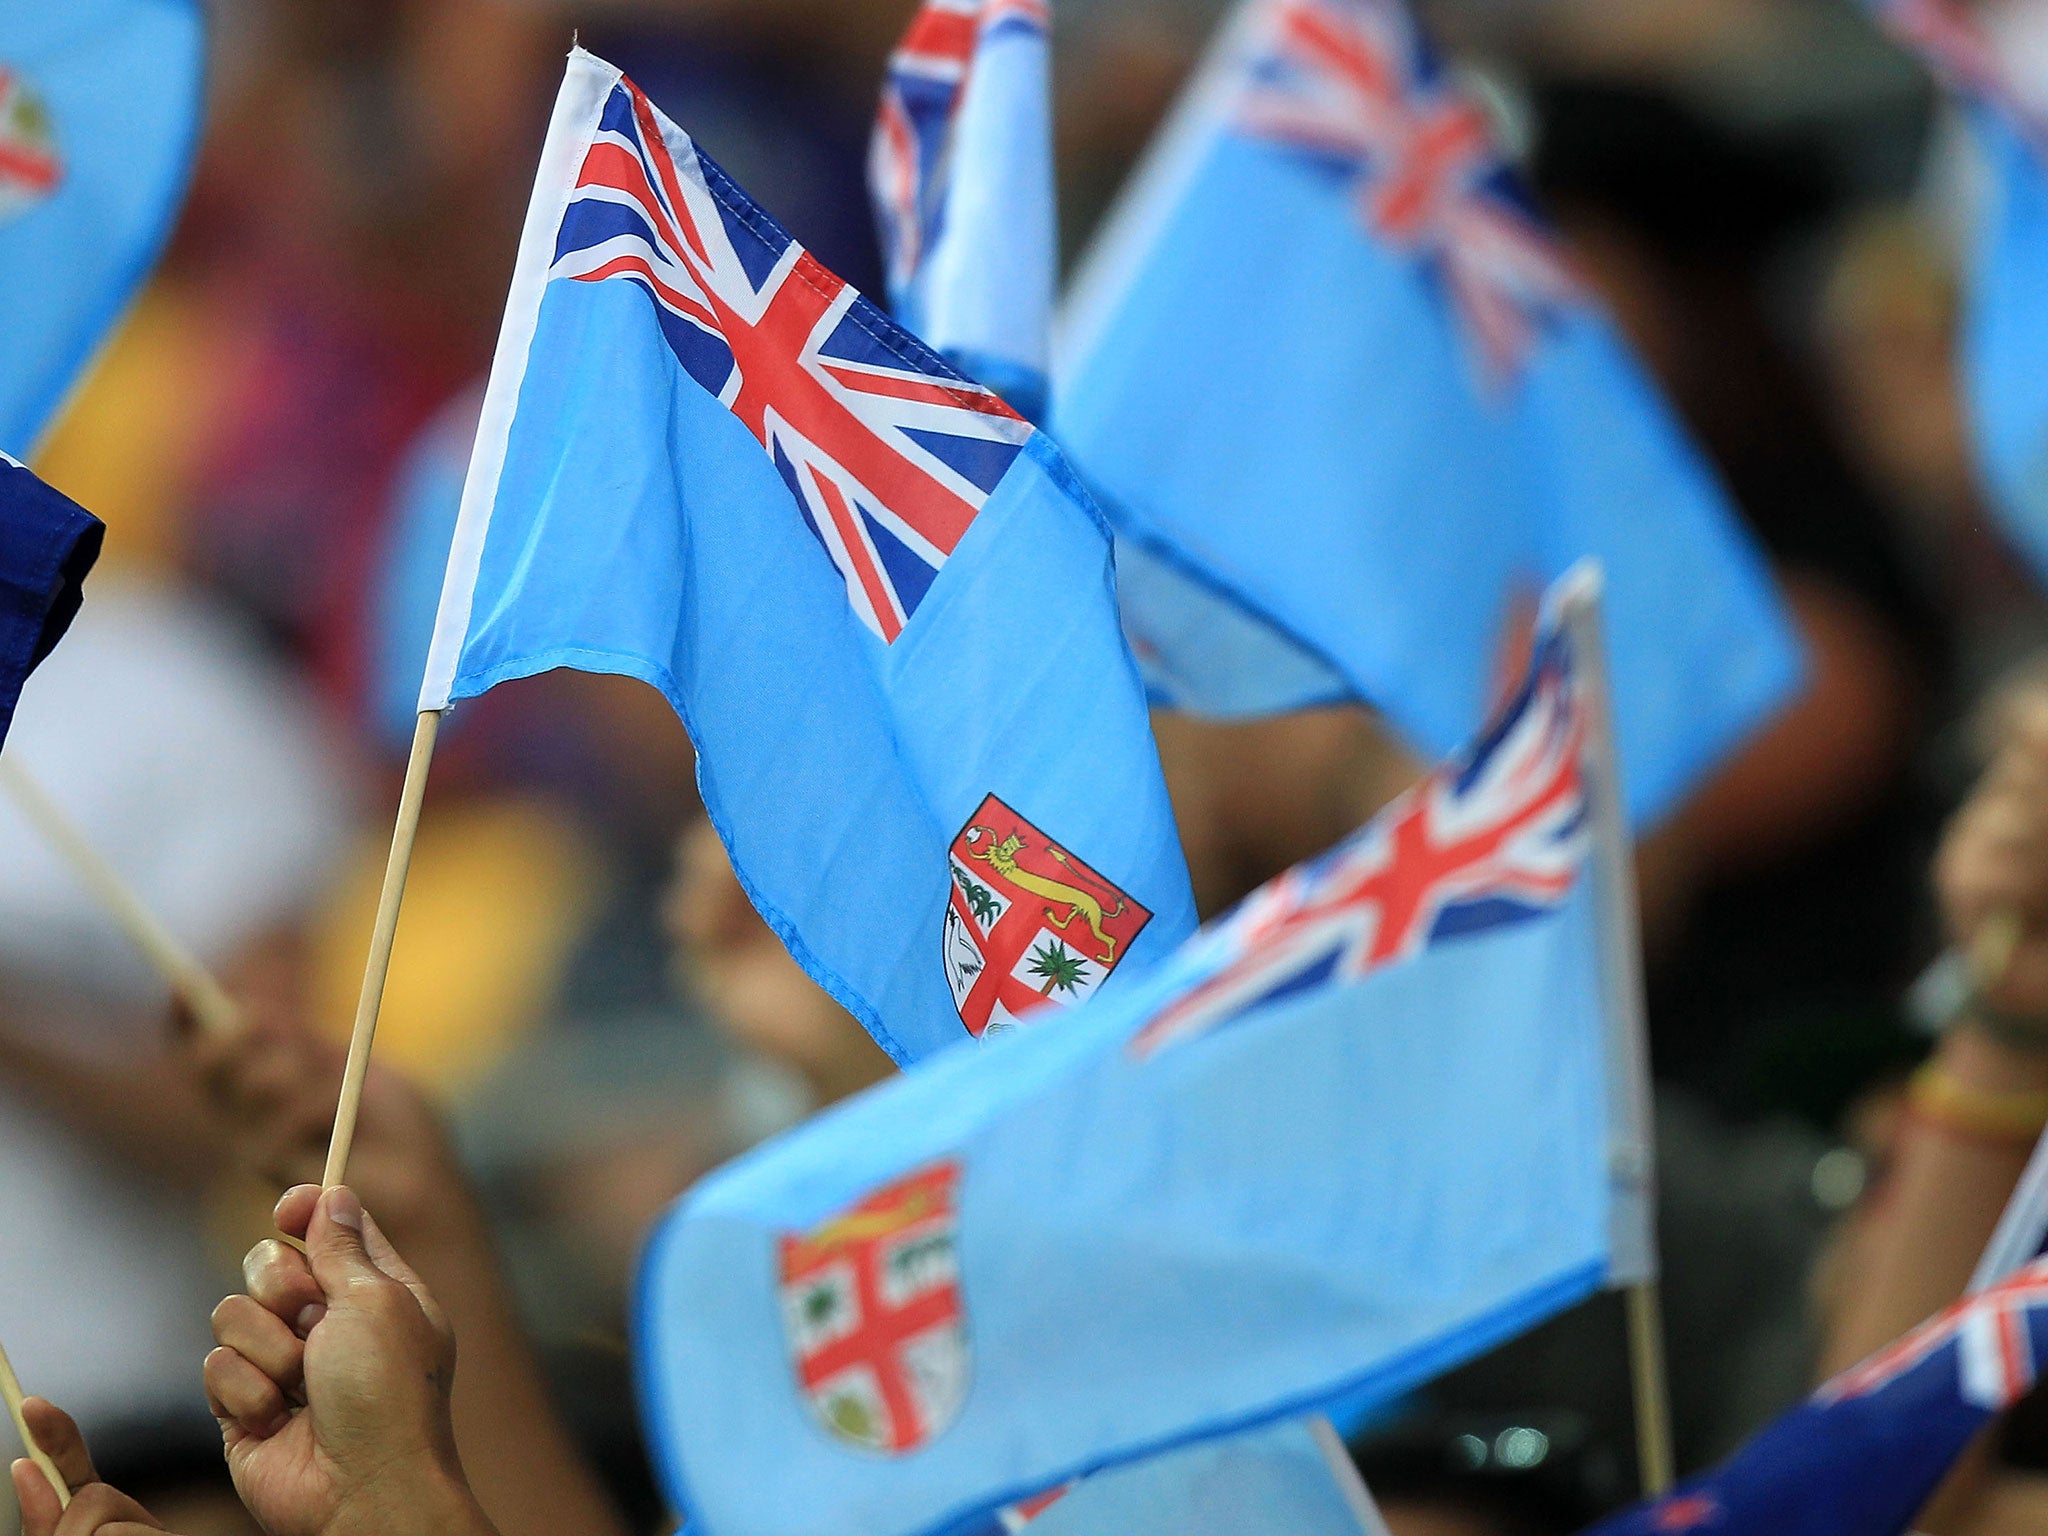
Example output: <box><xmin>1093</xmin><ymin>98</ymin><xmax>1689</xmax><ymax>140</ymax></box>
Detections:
<box><xmin>0</xmin><ymin>454</ymin><xmax>101</xmax><ymax>745</ymax></box>
<box><xmin>1585</xmin><ymin>1255</ymin><xmax>2048</xmax><ymax>1536</ymax></box>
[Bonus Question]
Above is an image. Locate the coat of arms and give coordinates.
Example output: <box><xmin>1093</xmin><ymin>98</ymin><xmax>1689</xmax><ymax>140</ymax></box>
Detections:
<box><xmin>943</xmin><ymin>793</ymin><xmax>1153</xmax><ymax>1037</ymax></box>
<box><xmin>0</xmin><ymin>68</ymin><xmax>61</xmax><ymax>224</ymax></box>
<box><xmin>778</xmin><ymin>1160</ymin><xmax>969</xmax><ymax>1454</ymax></box>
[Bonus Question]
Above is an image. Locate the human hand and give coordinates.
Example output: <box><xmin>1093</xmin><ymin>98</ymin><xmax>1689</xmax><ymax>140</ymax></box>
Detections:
<box><xmin>11</xmin><ymin>1397</ymin><xmax>165</xmax><ymax>1536</ymax></box>
<box><xmin>1938</xmin><ymin>687</ymin><xmax>2048</xmax><ymax>1021</ymax></box>
<box><xmin>175</xmin><ymin>1005</ymin><xmax>479</xmax><ymax>1256</ymax></box>
<box><xmin>207</xmin><ymin>1185</ymin><xmax>495</xmax><ymax>1536</ymax></box>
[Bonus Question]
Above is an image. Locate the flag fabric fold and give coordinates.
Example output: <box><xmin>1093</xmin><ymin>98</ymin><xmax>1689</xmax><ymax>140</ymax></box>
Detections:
<box><xmin>0</xmin><ymin>0</ymin><xmax>205</xmax><ymax>453</ymax></box>
<box><xmin>0</xmin><ymin>454</ymin><xmax>102</xmax><ymax>747</ymax></box>
<box><xmin>871</xmin><ymin>0</ymin><xmax>1056</xmax><ymax>420</ymax></box>
<box><xmin>420</xmin><ymin>49</ymin><xmax>1195</xmax><ymax>1065</ymax></box>
<box><xmin>1053</xmin><ymin>0</ymin><xmax>1802</xmax><ymax>826</ymax></box>
<box><xmin>636</xmin><ymin>578</ymin><xmax>1630</xmax><ymax>1536</ymax></box>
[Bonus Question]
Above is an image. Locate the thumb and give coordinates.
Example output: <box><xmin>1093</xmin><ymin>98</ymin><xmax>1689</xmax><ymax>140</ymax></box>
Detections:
<box><xmin>305</xmin><ymin>1187</ymin><xmax>388</xmax><ymax>1301</ymax></box>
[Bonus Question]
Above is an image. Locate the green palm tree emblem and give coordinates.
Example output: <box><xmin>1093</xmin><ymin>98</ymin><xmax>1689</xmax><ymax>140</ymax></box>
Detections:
<box><xmin>959</xmin><ymin>876</ymin><xmax>1000</xmax><ymax>926</ymax></box>
<box><xmin>1027</xmin><ymin>938</ymin><xmax>1087</xmax><ymax>997</ymax></box>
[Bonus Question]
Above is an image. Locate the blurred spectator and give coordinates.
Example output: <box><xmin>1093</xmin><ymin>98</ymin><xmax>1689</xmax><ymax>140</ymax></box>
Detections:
<box><xmin>0</xmin><ymin>576</ymin><xmax>351</xmax><ymax>1531</ymax></box>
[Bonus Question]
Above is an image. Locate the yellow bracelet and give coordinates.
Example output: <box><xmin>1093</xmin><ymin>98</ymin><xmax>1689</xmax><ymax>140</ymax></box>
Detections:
<box><xmin>1909</xmin><ymin>1062</ymin><xmax>2048</xmax><ymax>1142</ymax></box>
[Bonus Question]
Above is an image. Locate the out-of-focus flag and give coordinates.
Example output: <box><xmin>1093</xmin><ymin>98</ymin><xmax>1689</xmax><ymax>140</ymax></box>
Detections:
<box><xmin>1054</xmin><ymin>0</ymin><xmax>1803</xmax><ymax>826</ymax></box>
<box><xmin>871</xmin><ymin>0</ymin><xmax>1055</xmax><ymax>421</ymax></box>
<box><xmin>1863</xmin><ymin>0</ymin><xmax>2048</xmax><ymax>585</ymax></box>
<box><xmin>0</xmin><ymin>454</ymin><xmax>101</xmax><ymax>746</ymax></box>
<box><xmin>636</xmin><ymin>571</ymin><xmax>1651</xmax><ymax>1536</ymax></box>
<box><xmin>420</xmin><ymin>50</ymin><xmax>1195</xmax><ymax>1064</ymax></box>
<box><xmin>1583</xmin><ymin>1255</ymin><xmax>2048</xmax><ymax>1536</ymax></box>
<box><xmin>0</xmin><ymin>0</ymin><xmax>204</xmax><ymax>452</ymax></box>
<box><xmin>966</xmin><ymin>1419</ymin><xmax>1388</xmax><ymax>1536</ymax></box>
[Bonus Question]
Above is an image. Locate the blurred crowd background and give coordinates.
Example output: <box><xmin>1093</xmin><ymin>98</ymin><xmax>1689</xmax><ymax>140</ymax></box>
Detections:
<box><xmin>5</xmin><ymin>0</ymin><xmax>2046</xmax><ymax>1531</ymax></box>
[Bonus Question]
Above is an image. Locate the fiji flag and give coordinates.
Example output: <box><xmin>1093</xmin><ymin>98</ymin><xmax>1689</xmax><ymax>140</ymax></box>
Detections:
<box><xmin>421</xmin><ymin>50</ymin><xmax>1195</xmax><ymax>1064</ymax></box>
<box><xmin>0</xmin><ymin>455</ymin><xmax>102</xmax><ymax>746</ymax></box>
<box><xmin>1863</xmin><ymin>0</ymin><xmax>2048</xmax><ymax>587</ymax></box>
<box><xmin>636</xmin><ymin>575</ymin><xmax>1647</xmax><ymax>1536</ymax></box>
<box><xmin>0</xmin><ymin>0</ymin><xmax>205</xmax><ymax>453</ymax></box>
<box><xmin>1585</xmin><ymin>1256</ymin><xmax>2048</xmax><ymax>1536</ymax></box>
<box><xmin>1054</xmin><ymin>0</ymin><xmax>1803</xmax><ymax>826</ymax></box>
<box><xmin>872</xmin><ymin>0</ymin><xmax>1055</xmax><ymax>421</ymax></box>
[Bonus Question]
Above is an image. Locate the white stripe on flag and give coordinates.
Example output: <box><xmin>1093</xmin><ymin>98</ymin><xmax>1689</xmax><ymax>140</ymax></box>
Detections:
<box><xmin>418</xmin><ymin>49</ymin><xmax>619</xmax><ymax>711</ymax></box>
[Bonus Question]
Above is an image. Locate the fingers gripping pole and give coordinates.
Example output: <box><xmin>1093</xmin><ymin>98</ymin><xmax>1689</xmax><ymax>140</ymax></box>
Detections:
<box><xmin>0</xmin><ymin>757</ymin><xmax>242</xmax><ymax>1038</ymax></box>
<box><xmin>323</xmin><ymin>711</ymin><xmax>442</xmax><ymax>1189</ymax></box>
<box><xmin>0</xmin><ymin>1342</ymin><xmax>68</xmax><ymax>1509</ymax></box>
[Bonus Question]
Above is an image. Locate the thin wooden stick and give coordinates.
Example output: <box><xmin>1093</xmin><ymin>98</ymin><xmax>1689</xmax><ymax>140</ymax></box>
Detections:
<box><xmin>322</xmin><ymin>710</ymin><xmax>441</xmax><ymax>1188</ymax></box>
<box><xmin>1625</xmin><ymin>1282</ymin><xmax>1677</xmax><ymax>1496</ymax></box>
<box><xmin>1554</xmin><ymin>566</ymin><xmax>1678</xmax><ymax>1498</ymax></box>
<box><xmin>0</xmin><ymin>756</ymin><xmax>241</xmax><ymax>1037</ymax></box>
<box><xmin>0</xmin><ymin>1341</ymin><xmax>68</xmax><ymax>1509</ymax></box>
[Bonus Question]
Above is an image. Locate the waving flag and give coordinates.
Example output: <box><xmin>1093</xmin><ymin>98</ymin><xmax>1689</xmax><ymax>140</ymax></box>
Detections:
<box><xmin>1054</xmin><ymin>0</ymin><xmax>1802</xmax><ymax>826</ymax></box>
<box><xmin>871</xmin><ymin>0</ymin><xmax>1055</xmax><ymax>420</ymax></box>
<box><xmin>0</xmin><ymin>455</ymin><xmax>101</xmax><ymax>745</ymax></box>
<box><xmin>870</xmin><ymin>11</ymin><xmax>1388</xmax><ymax>1527</ymax></box>
<box><xmin>636</xmin><ymin>572</ymin><xmax>1649</xmax><ymax>1536</ymax></box>
<box><xmin>422</xmin><ymin>50</ymin><xmax>1193</xmax><ymax>1064</ymax></box>
<box><xmin>1586</xmin><ymin>1255</ymin><xmax>2048</xmax><ymax>1536</ymax></box>
<box><xmin>0</xmin><ymin>0</ymin><xmax>204</xmax><ymax>453</ymax></box>
<box><xmin>1863</xmin><ymin>0</ymin><xmax>2048</xmax><ymax>588</ymax></box>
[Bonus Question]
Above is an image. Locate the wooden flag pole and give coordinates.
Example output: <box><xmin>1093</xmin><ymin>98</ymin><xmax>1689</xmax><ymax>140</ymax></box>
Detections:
<box><xmin>0</xmin><ymin>1341</ymin><xmax>68</xmax><ymax>1509</ymax></box>
<box><xmin>321</xmin><ymin>710</ymin><xmax>442</xmax><ymax>1188</ymax></box>
<box><xmin>1554</xmin><ymin>565</ymin><xmax>1678</xmax><ymax>1498</ymax></box>
<box><xmin>1624</xmin><ymin>1282</ymin><xmax>1677</xmax><ymax>1494</ymax></box>
<box><xmin>0</xmin><ymin>756</ymin><xmax>242</xmax><ymax>1037</ymax></box>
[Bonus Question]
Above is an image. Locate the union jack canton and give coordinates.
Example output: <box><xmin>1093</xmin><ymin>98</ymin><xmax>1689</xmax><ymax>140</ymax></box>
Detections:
<box><xmin>1232</xmin><ymin>0</ymin><xmax>1577</xmax><ymax>385</ymax></box>
<box><xmin>553</xmin><ymin>76</ymin><xmax>1032</xmax><ymax>643</ymax></box>
<box><xmin>1132</xmin><ymin>625</ymin><xmax>1587</xmax><ymax>1058</ymax></box>
<box><xmin>1586</xmin><ymin>1255</ymin><xmax>2048</xmax><ymax>1536</ymax></box>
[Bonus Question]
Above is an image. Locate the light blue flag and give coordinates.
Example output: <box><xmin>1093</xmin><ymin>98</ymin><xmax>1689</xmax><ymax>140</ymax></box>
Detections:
<box><xmin>872</xmin><ymin>0</ymin><xmax>1056</xmax><ymax>420</ymax></box>
<box><xmin>867</xmin><ymin>7</ymin><xmax>1390</xmax><ymax>1527</ymax></box>
<box><xmin>635</xmin><ymin>576</ymin><xmax>1649</xmax><ymax>1536</ymax></box>
<box><xmin>1054</xmin><ymin>0</ymin><xmax>1802</xmax><ymax>826</ymax></box>
<box><xmin>997</xmin><ymin>1419</ymin><xmax>1386</xmax><ymax>1536</ymax></box>
<box><xmin>1965</xmin><ymin>107</ymin><xmax>2048</xmax><ymax>578</ymax></box>
<box><xmin>1862</xmin><ymin>0</ymin><xmax>2048</xmax><ymax>585</ymax></box>
<box><xmin>420</xmin><ymin>50</ymin><xmax>1195</xmax><ymax>1065</ymax></box>
<box><xmin>0</xmin><ymin>0</ymin><xmax>204</xmax><ymax>453</ymax></box>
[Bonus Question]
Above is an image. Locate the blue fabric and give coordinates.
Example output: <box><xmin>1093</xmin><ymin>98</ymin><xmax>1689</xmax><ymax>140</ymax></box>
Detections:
<box><xmin>1053</xmin><ymin>0</ymin><xmax>1802</xmax><ymax>828</ymax></box>
<box><xmin>374</xmin><ymin>395</ymin><xmax>473</xmax><ymax>748</ymax></box>
<box><xmin>1585</xmin><ymin>1256</ymin><xmax>2048</xmax><ymax>1536</ymax></box>
<box><xmin>0</xmin><ymin>457</ymin><xmax>102</xmax><ymax>745</ymax></box>
<box><xmin>428</xmin><ymin>54</ymin><xmax>1195</xmax><ymax>1065</ymax></box>
<box><xmin>992</xmin><ymin>1420</ymin><xmax>1376</xmax><ymax>1536</ymax></box>
<box><xmin>1963</xmin><ymin>105</ymin><xmax>2048</xmax><ymax>584</ymax></box>
<box><xmin>634</xmin><ymin>609</ymin><xmax>1617</xmax><ymax>1536</ymax></box>
<box><xmin>873</xmin><ymin>2</ymin><xmax>1056</xmax><ymax>422</ymax></box>
<box><xmin>0</xmin><ymin>0</ymin><xmax>205</xmax><ymax>453</ymax></box>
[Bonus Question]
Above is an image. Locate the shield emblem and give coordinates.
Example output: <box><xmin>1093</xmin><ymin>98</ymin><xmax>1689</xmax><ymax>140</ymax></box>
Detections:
<box><xmin>0</xmin><ymin>68</ymin><xmax>61</xmax><ymax>225</ymax></box>
<box><xmin>778</xmin><ymin>1160</ymin><xmax>969</xmax><ymax>1455</ymax></box>
<box><xmin>943</xmin><ymin>793</ymin><xmax>1154</xmax><ymax>1037</ymax></box>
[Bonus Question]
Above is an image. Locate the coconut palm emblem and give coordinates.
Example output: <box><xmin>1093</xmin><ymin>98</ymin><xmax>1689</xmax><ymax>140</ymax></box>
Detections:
<box><xmin>0</xmin><ymin>67</ymin><xmax>61</xmax><ymax>224</ymax></box>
